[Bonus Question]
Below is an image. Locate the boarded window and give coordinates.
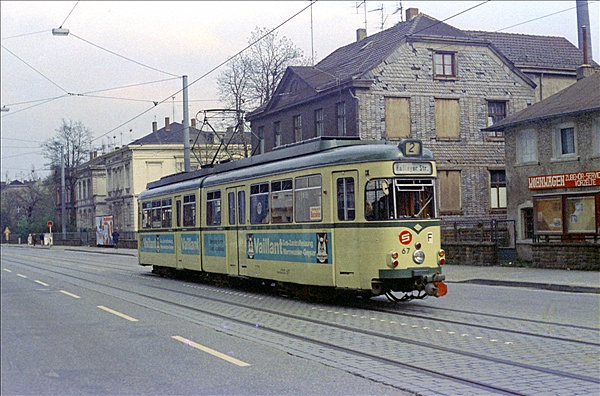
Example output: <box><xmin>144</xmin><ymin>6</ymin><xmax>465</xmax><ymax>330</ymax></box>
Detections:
<box><xmin>435</xmin><ymin>99</ymin><xmax>460</xmax><ymax>139</ymax></box>
<box><xmin>385</xmin><ymin>97</ymin><xmax>410</xmax><ymax>139</ymax></box>
<box><xmin>438</xmin><ymin>170</ymin><xmax>461</xmax><ymax>212</ymax></box>
<box><xmin>517</xmin><ymin>129</ymin><xmax>537</xmax><ymax>163</ymax></box>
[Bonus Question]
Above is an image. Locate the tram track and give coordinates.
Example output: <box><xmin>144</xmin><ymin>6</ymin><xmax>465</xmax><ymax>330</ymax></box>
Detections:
<box><xmin>3</xmin><ymin>248</ymin><xmax>598</xmax><ymax>395</ymax></box>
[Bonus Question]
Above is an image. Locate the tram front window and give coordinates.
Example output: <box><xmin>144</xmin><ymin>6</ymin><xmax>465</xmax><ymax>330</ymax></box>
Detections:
<box><xmin>365</xmin><ymin>179</ymin><xmax>435</xmax><ymax>220</ymax></box>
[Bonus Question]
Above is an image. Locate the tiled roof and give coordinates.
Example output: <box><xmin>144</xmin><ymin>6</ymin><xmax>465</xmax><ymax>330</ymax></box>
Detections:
<box><xmin>297</xmin><ymin>14</ymin><xmax>472</xmax><ymax>91</ymax></box>
<box><xmin>467</xmin><ymin>31</ymin><xmax>598</xmax><ymax>70</ymax></box>
<box><xmin>131</xmin><ymin>122</ymin><xmax>213</xmax><ymax>145</ymax></box>
<box><xmin>430</xmin><ymin>143</ymin><xmax>506</xmax><ymax>165</ymax></box>
<box><xmin>486</xmin><ymin>71</ymin><xmax>600</xmax><ymax>131</ymax></box>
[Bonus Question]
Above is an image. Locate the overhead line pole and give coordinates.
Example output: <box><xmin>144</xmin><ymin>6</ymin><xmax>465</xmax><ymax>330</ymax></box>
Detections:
<box><xmin>183</xmin><ymin>75</ymin><xmax>190</xmax><ymax>172</ymax></box>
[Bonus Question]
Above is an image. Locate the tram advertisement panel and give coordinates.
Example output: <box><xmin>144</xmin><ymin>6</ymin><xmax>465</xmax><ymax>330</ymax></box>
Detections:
<box><xmin>246</xmin><ymin>232</ymin><xmax>331</xmax><ymax>264</ymax></box>
<box><xmin>140</xmin><ymin>234</ymin><xmax>175</xmax><ymax>254</ymax></box>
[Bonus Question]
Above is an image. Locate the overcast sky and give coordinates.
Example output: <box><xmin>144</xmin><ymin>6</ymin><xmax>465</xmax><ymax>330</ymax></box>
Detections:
<box><xmin>1</xmin><ymin>1</ymin><xmax>598</xmax><ymax>181</ymax></box>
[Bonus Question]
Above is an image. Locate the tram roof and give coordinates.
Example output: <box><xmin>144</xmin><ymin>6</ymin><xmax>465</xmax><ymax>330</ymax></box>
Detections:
<box><xmin>141</xmin><ymin>137</ymin><xmax>433</xmax><ymax>197</ymax></box>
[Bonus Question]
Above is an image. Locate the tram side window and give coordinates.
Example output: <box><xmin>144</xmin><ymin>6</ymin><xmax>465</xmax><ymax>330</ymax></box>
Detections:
<box><xmin>151</xmin><ymin>199</ymin><xmax>162</xmax><ymax>228</ymax></box>
<box><xmin>183</xmin><ymin>194</ymin><xmax>196</xmax><ymax>227</ymax></box>
<box><xmin>337</xmin><ymin>177</ymin><xmax>355</xmax><ymax>221</ymax></box>
<box><xmin>207</xmin><ymin>190</ymin><xmax>221</xmax><ymax>226</ymax></box>
<box><xmin>271</xmin><ymin>179</ymin><xmax>293</xmax><ymax>223</ymax></box>
<box><xmin>295</xmin><ymin>174</ymin><xmax>322</xmax><ymax>222</ymax></box>
<box><xmin>228</xmin><ymin>192</ymin><xmax>236</xmax><ymax>225</ymax></box>
<box><xmin>365</xmin><ymin>179</ymin><xmax>435</xmax><ymax>220</ymax></box>
<box><xmin>142</xmin><ymin>202</ymin><xmax>152</xmax><ymax>228</ymax></box>
<box><xmin>250</xmin><ymin>183</ymin><xmax>269</xmax><ymax>224</ymax></box>
<box><xmin>162</xmin><ymin>198</ymin><xmax>172</xmax><ymax>228</ymax></box>
<box><xmin>238</xmin><ymin>190</ymin><xmax>246</xmax><ymax>224</ymax></box>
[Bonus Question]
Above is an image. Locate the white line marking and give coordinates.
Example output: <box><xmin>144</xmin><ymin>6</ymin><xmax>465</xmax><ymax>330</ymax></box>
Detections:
<box><xmin>97</xmin><ymin>306</ymin><xmax>139</xmax><ymax>322</ymax></box>
<box><xmin>59</xmin><ymin>290</ymin><xmax>81</xmax><ymax>299</ymax></box>
<box><xmin>172</xmin><ymin>336</ymin><xmax>251</xmax><ymax>367</ymax></box>
<box><xmin>35</xmin><ymin>280</ymin><xmax>49</xmax><ymax>286</ymax></box>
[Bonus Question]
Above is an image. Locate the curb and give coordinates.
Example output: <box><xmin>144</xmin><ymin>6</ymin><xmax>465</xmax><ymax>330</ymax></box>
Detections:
<box><xmin>451</xmin><ymin>279</ymin><xmax>600</xmax><ymax>294</ymax></box>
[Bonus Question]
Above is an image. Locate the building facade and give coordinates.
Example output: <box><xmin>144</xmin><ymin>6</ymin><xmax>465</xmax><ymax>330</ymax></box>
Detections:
<box><xmin>486</xmin><ymin>69</ymin><xmax>600</xmax><ymax>267</ymax></box>
<box><xmin>246</xmin><ymin>8</ymin><xmax>595</xmax><ymax>226</ymax></box>
<box><xmin>75</xmin><ymin>118</ymin><xmax>247</xmax><ymax>233</ymax></box>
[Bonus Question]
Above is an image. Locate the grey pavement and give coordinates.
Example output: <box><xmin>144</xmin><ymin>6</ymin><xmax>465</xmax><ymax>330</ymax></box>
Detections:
<box><xmin>4</xmin><ymin>244</ymin><xmax>599</xmax><ymax>294</ymax></box>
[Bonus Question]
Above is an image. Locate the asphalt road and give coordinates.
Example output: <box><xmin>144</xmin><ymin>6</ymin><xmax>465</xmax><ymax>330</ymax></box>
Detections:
<box><xmin>2</xmin><ymin>245</ymin><xmax>599</xmax><ymax>395</ymax></box>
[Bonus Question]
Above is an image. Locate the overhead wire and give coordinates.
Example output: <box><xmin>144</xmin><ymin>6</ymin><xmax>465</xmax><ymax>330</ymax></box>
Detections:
<box><xmin>70</xmin><ymin>33</ymin><xmax>181</xmax><ymax>78</ymax></box>
<box><xmin>90</xmin><ymin>0</ymin><xmax>319</xmax><ymax>143</ymax></box>
<box><xmin>58</xmin><ymin>1</ymin><xmax>79</xmax><ymax>28</ymax></box>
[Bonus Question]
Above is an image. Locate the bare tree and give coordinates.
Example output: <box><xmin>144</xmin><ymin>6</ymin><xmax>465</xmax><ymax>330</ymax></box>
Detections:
<box><xmin>218</xmin><ymin>26</ymin><xmax>306</xmax><ymax>113</ymax></box>
<box><xmin>42</xmin><ymin>119</ymin><xmax>94</xmax><ymax>229</ymax></box>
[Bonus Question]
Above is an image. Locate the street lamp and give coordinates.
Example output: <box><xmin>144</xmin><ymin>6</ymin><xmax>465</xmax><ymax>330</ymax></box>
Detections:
<box><xmin>52</xmin><ymin>28</ymin><xmax>69</xmax><ymax>36</ymax></box>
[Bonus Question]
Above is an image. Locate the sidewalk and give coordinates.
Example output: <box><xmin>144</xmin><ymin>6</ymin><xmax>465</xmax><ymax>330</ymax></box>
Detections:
<box><xmin>3</xmin><ymin>244</ymin><xmax>599</xmax><ymax>294</ymax></box>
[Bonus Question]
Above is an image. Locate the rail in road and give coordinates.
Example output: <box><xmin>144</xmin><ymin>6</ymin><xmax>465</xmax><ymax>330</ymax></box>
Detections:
<box><xmin>2</xmin><ymin>246</ymin><xmax>599</xmax><ymax>395</ymax></box>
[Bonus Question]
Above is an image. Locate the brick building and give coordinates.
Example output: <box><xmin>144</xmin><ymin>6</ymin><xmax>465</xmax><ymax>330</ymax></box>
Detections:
<box><xmin>485</xmin><ymin>69</ymin><xmax>599</xmax><ymax>267</ymax></box>
<box><xmin>246</xmin><ymin>8</ymin><xmax>594</xmax><ymax>225</ymax></box>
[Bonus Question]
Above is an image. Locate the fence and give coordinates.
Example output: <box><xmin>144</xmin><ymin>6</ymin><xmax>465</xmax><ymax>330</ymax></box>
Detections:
<box><xmin>1</xmin><ymin>231</ymin><xmax>138</xmax><ymax>249</ymax></box>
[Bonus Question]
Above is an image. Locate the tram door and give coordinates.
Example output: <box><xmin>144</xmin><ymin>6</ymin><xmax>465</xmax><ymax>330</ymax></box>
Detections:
<box><xmin>226</xmin><ymin>187</ymin><xmax>246</xmax><ymax>276</ymax></box>
<box><xmin>332</xmin><ymin>171</ymin><xmax>360</xmax><ymax>289</ymax></box>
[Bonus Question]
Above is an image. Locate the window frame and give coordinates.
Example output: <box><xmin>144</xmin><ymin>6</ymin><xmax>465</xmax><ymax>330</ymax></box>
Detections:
<box><xmin>336</xmin><ymin>102</ymin><xmax>346</xmax><ymax>136</ymax></box>
<box><xmin>314</xmin><ymin>108</ymin><xmax>324</xmax><ymax>137</ymax></box>
<box><xmin>206</xmin><ymin>190</ymin><xmax>222</xmax><ymax>226</ymax></box>
<box><xmin>294</xmin><ymin>174</ymin><xmax>322</xmax><ymax>223</ymax></box>
<box><xmin>434</xmin><ymin>51</ymin><xmax>457</xmax><ymax>78</ymax></box>
<box><xmin>489</xmin><ymin>170</ymin><xmax>507</xmax><ymax>210</ymax></box>
<box><xmin>517</xmin><ymin>129</ymin><xmax>538</xmax><ymax>164</ymax></box>
<box><xmin>293</xmin><ymin>115</ymin><xmax>302</xmax><ymax>142</ymax></box>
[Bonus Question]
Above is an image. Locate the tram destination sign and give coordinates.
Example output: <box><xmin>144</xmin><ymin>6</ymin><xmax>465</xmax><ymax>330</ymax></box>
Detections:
<box><xmin>394</xmin><ymin>162</ymin><xmax>432</xmax><ymax>175</ymax></box>
<box><xmin>528</xmin><ymin>170</ymin><xmax>600</xmax><ymax>190</ymax></box>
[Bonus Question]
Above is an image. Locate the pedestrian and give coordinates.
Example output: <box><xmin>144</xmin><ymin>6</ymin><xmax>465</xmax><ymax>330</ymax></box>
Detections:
<box><xmin>39</xmin><ymin>233</ymin><xmax>44</xmax><ymax>246</ymax></box>
<box><xmin>32</xmin><ymin>234</ymin><xmax>36</xmax><ymax>246</ymax></box>
<box><xmin>111</xmin><ymin>229</ymin><xmax>120</xmax><ymax>249</ymax></box>
<box><xmin>28</xmin><ymin>234</ymin><xmax>33</xmax><ymax>246</ymax></box>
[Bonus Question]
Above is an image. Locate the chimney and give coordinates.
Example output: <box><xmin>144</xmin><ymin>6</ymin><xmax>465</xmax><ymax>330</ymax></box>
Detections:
<box><xmin>406</xmin><ymin>8</ymin><xmax>419</xmax><ymax>21</ymax></box>
<box><xmin>152</xmin><ymin>121</ymin><xmax>157</xmax><ymax>133</ymax></box>
<box><xmin>191</xmin><ymin>118</ymin><xmax>196</xmax><ymax>129</ymax></box>
<box><xmin>576</xmin><ymin>0</ymin><xmax>593</xmax><ymax>61</ymax></box>
<box><xmin>356</xmin><ymin>28</ymin><xmax>366</xmax><ymax>42</ymax></box>
<box><xmin>577</xmin><ymin>26</ymin><xmax>594</xmax><ymax>80</ymax></box>
<box><xmin>165</xmin><ymin>117</ymin><xmax>170</xmax><ymax>131</ymax></box>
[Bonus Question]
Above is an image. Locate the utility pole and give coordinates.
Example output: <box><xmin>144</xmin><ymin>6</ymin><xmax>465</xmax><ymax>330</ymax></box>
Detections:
<box><xmin>61</xmin><ymin>145</ymin><xmax>66</xmax><ymax>237</ymax></box>
<box><xmin>183</xmin><ymin>75</ymin><xmax>191</xmax><ymax>172</ymax></box>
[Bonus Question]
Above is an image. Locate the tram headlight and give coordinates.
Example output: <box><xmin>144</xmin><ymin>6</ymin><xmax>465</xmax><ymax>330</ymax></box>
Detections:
<box><xmin>388</xmin><ymin>251</ymin><xmax>399</xmax><ymax>268</ymax></box>
<box><xmin>413</xmin><ymin>250</ymin><xmax>425</xmax><ymax>265</ymax></box>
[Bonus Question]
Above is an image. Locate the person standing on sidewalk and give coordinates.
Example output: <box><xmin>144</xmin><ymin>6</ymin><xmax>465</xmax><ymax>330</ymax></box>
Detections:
<box><xmin>111</xmin><ymin>229</ymin><xmax>120</xmax><ymax>249</ymax></box>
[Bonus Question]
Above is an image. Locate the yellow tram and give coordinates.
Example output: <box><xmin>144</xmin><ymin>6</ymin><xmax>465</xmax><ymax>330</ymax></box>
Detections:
<box><xmin>138</xmin><ymin>138</ymin><xmax>446</xmax><ymax>301</ymax></box>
